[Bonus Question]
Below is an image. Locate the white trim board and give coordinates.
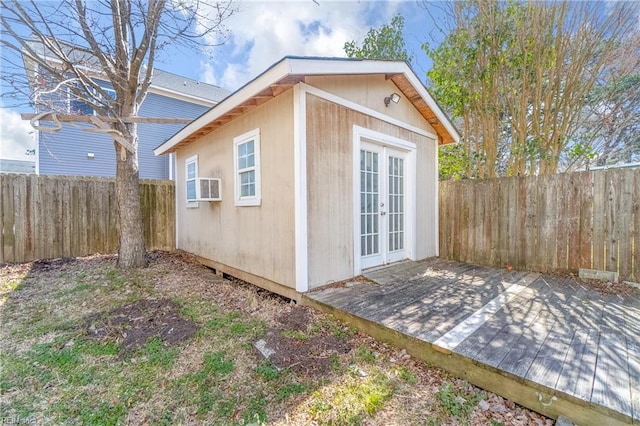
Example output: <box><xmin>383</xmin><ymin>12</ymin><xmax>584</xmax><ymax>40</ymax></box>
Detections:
<box><xmin>147</xmin><ymin>85</ymin><xmax>217</xmax><ymax>107</ymax></box>
<box><xmin>293</xmin><ymin>85</ymin><xmax>309</xmax><ymax>293</ymax></box>
<box><xmin>352</xmin><ymin>125</ymin><xmax>417</xmax><ymax>276</ymax></box>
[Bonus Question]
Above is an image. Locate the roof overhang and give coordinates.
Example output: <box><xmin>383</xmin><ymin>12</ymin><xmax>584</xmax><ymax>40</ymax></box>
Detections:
<box><xmin>154</xmin><ymin>57</ymin><xmax>460</xmax><ymax>156</ymax></box>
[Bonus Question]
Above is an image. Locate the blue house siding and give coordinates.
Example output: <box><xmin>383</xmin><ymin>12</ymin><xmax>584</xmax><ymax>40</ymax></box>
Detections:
<box><xmin>38</xmin><ymin>93</ymin><xmax>210</xmax><ymax>179</ymax></box>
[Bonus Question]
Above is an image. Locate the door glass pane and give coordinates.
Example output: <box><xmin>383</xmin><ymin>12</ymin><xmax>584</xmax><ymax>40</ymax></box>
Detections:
<box><xmin>360</xmin><ymin>148</ymin><xmax>379</xmax><ymax>257</ymax></box>
<box><xmin>388</xmin><ymin>155</ymin><xmax>404</xmax><ymax>252</ymax></box>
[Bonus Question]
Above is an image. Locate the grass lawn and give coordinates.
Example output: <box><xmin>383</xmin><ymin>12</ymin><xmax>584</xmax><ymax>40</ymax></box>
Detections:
<box><xmin>0</xmin><ymin>251</ymin><xmax>551</xmax><ymax>425</ymax></box>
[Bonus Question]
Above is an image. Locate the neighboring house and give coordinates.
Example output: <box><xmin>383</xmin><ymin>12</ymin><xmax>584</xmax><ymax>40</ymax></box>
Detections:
<box><xmin>155</xmin><ymin>56</ymin><xmax>460</xmax><ymax>300</ymax></box>
<box><xmin>0</xmin><ymin>159</ymin><xmax>36</xmax><ymax>174</ymax></box>
<box><xmin>33</xmin><ymin>69</ymin><xmax>229</xmax><ymax>179</ymax></box>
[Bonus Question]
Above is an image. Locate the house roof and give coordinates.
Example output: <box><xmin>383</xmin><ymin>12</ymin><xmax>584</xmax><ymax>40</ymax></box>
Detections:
<box><xmin>23</xmin><ymin>38</ymin><xmax>229</xmax><ymax>105</ymax></box>
<box><xmin>154</xmin><ymin>56</ymin><xmax>460</xmax><ymax>155</ymax></box>
<box><xmin>150</xmin><ymin>69</ymin><xmax>229</xmax><ymax>104</ymax></box>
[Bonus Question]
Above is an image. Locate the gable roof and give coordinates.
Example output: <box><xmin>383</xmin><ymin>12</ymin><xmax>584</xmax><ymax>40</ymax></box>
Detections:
<box><xmin>150</xmin><ymin>69</ymin><xmax>229</xmax><ymax>104</ymax></box>
<box><xmin>23</xmin><ymin>38</ymin><xmax>229</xmax><ymax>105</ymax></box>
<box><xmin>154</xmin><ymin>56</ymin><xmax>460</xmax><ymax>155</ymax></box>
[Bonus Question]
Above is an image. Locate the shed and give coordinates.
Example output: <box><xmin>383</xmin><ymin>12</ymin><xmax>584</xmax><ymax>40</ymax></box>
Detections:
<box><xmin>155</xmin><ymin>56</ymin><xmax>460</xmax><ymax>300</ymax></box>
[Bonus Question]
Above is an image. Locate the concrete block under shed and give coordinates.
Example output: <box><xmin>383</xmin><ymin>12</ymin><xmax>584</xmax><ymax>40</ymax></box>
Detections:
<box><xmin>624</xmin><ymin>280</ymin><xmax>640</xmax><ymax>290</ymax></box>
<box><xmin>578</xmin><ymin>268</ymin><xmax>618</xmax><ymax>283</ymax></box>
<box><xmin>555</xmin><ymin>416</ymin><xmax>575</xmax><ymax>426</ymax></box>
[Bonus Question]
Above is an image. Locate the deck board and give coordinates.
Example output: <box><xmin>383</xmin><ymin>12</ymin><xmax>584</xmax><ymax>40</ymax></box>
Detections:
<box><xmin>524</xmin><ymin>322</ymin><xmax>574</xmax><ymax>389</ymax></box>
<box><xmin>591</xmin><ymin>329</ymin><xmax>632</xmax><ymax>417</ymax></box>
<box><xmin>472</xmin><ymin>297</ymin><xmax>548</xmax><ymax>366</ymax></box>
<box><xmin>305</xmin><ymin>257</ymin><xmax>638</xmax><ymax>424</ymax></box>
<box><xmin>627</xmin><ymin>341</ymin><xmax>640</xmax><ymax>423</ymax></box>
<box><xmin>556</xmin><ymin>328</ymin><xmax>600</xmax><ymax>400</ymax></box>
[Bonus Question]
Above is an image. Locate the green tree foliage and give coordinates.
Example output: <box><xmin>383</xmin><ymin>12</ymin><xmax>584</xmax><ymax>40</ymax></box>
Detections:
<box><xmin>425</xmin><ymin>1</ymin><xmax>638</xmax><ymax>178</ymax></box>
<box><xmin>344</xmin><ymin>15</ymin><xmax>412</xmax><ymax>62</ymax></box>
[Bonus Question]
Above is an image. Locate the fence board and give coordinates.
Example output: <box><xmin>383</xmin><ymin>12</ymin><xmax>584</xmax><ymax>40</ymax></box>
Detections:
<box><xmin>2</xmin><ymin>175</ymin><xmax>16</xmax><ymax>262</ymax></box>
<box><xmin>592</xmin><ymin>172</ymin><xmax>606</xmax><ymax>271</ymax></box>
<box><xmin>633</xmin><ymin>171</ymin><xmax>640</xmax><ymax>283</ymax></box>
<box><xmin>605</xmin><ymin>171</ymin><xmax>619</xmax><ymax>273</ymax></box>
<box><xmin>523</xmin><ymin>176</ymin><xmax>537</xmax><ymax>271</ymax></box>
<box><xmin>617</xmin><ymin>171</ymin><xmax>633</xmax><ymax>280</ymax></box>
<box><xmin>577</xmin><ymin>171</ymin><xmax>593</xmax><ymax>271</ymax></box>
<box><xmin>13</xmin><ymin>175</ymin><xmax>26</xmax><ymax>262</ymax></box>
<box><xmin>439</xmin><ymin>168</ymin><xmax>639</xmax><ymax>283</ymax></box>
<box><xmin>556</xmin><ymin>174</ymin><xmax>569</xmax><ymax>272</ymax></box>
<box><xmin>0</xmin><ymin>174</ymin><xmax>175</xmax><ymax>263</ymax></box>
<box><xmin>565</xmin><ymin>173</ymin><xmax>580</xmax><ymax>271</ymax></box>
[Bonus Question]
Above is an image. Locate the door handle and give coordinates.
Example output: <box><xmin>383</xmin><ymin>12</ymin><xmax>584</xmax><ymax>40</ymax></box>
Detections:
<box><xmin>380</xmin><ymin>211</ymin><xmax>386</xmax><ymax>216</ymax></box>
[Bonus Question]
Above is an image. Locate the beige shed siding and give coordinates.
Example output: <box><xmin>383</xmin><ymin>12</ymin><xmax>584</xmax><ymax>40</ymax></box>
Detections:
<box><xmin>175</xmin><ymin>89</ymin><xmax>296</xmax><ymax>288</ymax></box>
<box><xmin>306</xmin><ymin>93</ymin><xmax>438</xmax><ymax>289</ymax></box>
<box><xmin>304</xmin><ymin>74</ymin><xmax>438</xmax><ymax>136</ymax></box>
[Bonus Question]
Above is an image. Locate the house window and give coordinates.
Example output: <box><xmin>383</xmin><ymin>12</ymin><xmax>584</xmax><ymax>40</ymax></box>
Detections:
<box><xmin>34</xmin><ymin>67</ymin><xmax>116</xmax><ymax>115</ymax></box>
<box><xmin>234</xmin><ymin>129</ymin><xmax>261</xmax><ymax>206</ymax></box>
<box><xmin>185</xmin><ymin>154</ymin><xmax>198</xmax><ymax>208</ymax></box>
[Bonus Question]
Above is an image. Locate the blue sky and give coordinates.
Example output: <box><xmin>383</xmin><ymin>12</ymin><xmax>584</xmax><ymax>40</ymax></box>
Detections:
<box><xmin>158</xmin><ymin>0</ymin><xmax>445</xmax><ymax>90</ymax></box>
<box><xmin>0</xmin><ymin>0</ymin><xmax>447</xmax><ymax>161</ymax></box>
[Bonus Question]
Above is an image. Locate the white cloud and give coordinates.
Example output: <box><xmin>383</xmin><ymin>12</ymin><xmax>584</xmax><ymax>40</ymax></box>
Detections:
<box><xmin>0</xmin><ymin>108</ymin><xmax>36</xmax><ymax>160</ymax></box>
<box><xmin>199</xmin><ymin>1</ymin><xmax>400</xmax><ymax>90</ymax></box>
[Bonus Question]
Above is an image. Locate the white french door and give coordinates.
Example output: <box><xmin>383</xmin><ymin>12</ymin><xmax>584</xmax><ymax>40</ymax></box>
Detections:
<box><xmin>359</xmin><ymin>141</ymin><xmax>407</xmax><ymax>269</ymax></box>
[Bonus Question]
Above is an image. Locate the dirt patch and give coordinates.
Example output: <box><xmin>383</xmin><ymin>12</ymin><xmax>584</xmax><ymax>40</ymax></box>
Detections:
<box><xmin>256</xmin><ymin>305</ymin><xmax>354</xmax><ymax>377</ymax></box>
<box><xmin>29</xmin><ymin>257</ymin><xmax>79</xmax><ymax>272</ymax></box>
<box><xmin>83</xmin><ymin>298</ymin><xmax>199</xmax><ymax>354</ymax></box>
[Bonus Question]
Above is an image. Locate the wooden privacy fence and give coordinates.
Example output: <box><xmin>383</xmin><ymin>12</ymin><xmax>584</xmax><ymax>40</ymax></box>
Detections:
<box><xmin>439</xmin><ymin>168</ymin><xmax>640</xmax><ymax>283</ymax></box>
<box><xmin>0</xmin><ymin>174</ymin><xmax>175</xmax><ymax>263</ymax></box>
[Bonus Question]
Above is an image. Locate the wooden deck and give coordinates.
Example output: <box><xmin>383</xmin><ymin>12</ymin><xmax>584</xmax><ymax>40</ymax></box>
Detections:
<box><xmin>303</xmin><ymin>258</ymin><xmax>640</xmax><ymax>426</ymax></box>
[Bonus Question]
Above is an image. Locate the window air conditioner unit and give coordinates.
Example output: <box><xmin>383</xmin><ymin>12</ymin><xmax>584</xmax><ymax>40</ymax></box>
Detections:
<box><xmin>196</xmin><ymin>178</ymin><xmax>221</xmax><ymax>201</ymax></box>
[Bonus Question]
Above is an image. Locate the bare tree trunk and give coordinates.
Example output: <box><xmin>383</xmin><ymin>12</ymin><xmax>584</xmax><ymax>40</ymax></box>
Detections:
<box><xmin>115</xmin><ymin>125</ymin><xmax>147</xmax><ymax>268</ymax></box>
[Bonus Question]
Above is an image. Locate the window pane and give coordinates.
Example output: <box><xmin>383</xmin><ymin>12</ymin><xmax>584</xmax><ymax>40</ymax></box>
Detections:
<box><xmin>187</xmin><ymin>162</ymin><xmax>196</xmax><ymax>179</ymax></box>
<box><xmin>186</xmin><ymin>180</ymin><xmax>196</xmax><ymax>200</ymax></box>
<box><xmin>246</xmin><ymin>152</ymin><xmax>255</xmax><ymax>168</ymax></box>
<box><xmin>239</xmin><ymin>156</ymin><xmax>247</xmax><ymax>169</ymax></box>
<box><xmin>245</xmin><ymin>140</ymin><xmax>254</xmax><ymax>155</ymax></box>
<box><xmin>240</xmin><ymin>171</ymin><xmax>255</xmax><ymax>197</ymax></box>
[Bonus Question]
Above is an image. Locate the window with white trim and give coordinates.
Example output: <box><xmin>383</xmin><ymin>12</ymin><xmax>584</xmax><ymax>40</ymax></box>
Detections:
<box><xmin>185</xmin><ymin>154</ymin><xmax>198</xmax><ymax>208</ymax></box>
<box><xmin>233</xmin><ymin>129</ymin><xmax>261</xmax><ymax>206</ymax></box>
<box><xmin>34</xmin><ymin>66</ymin><xmax>116</xmax><ymax>115</ymax></box>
